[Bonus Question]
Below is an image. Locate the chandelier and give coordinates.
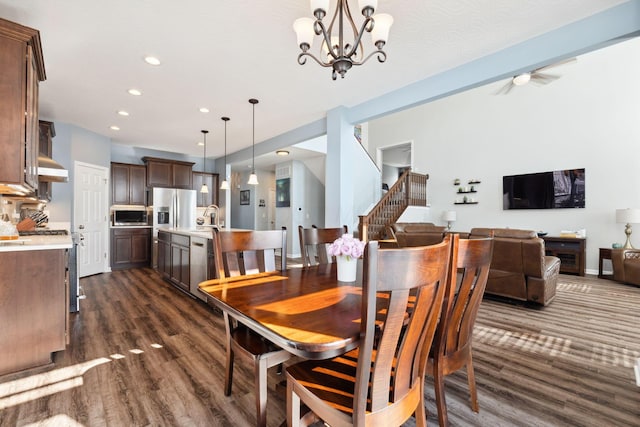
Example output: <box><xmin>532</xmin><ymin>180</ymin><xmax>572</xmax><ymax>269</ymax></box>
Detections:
<box><xmin>293</xmin><ymin>0</ymin><xmax>393</xmax><ymax>80</ymax></box>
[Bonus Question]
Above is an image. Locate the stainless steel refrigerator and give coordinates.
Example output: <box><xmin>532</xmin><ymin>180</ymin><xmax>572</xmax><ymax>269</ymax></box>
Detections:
<box><xmin>151</xmin><ymin>187</ymin><xmax>197</xmax><ymax>267</ymax></box>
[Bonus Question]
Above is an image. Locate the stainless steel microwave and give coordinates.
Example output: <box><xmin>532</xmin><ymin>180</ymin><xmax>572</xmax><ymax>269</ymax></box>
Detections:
<box><xmin>112</xmin><ymin>206</ymin><xmax>148</xmax><ymax>226</ymax></box>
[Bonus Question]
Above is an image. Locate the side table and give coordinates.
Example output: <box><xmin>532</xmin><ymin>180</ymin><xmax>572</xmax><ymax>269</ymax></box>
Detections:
<box><xmin>598</xmin><ymin>247</ymin><xmax>614</xmax><ymax>279</ymax></box>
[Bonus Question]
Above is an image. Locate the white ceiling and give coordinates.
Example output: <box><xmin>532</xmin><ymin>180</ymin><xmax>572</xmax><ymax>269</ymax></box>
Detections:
<box><xmin>0</xmin><ymin>0</ymin><xmax>626</xmax><ymax>165</ymax></box>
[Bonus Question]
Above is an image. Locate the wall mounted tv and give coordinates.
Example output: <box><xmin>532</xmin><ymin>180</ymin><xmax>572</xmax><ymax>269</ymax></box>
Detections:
<box><xmin>503</xmin><ymin>168</ymin><xmax>585</xmax><ymax>210</ymax></box>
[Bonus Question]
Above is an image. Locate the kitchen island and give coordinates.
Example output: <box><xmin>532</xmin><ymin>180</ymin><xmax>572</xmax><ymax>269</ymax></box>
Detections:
<box><xmin>157</xmin><ymin>227</ymin><xmax>216</xmax><ymax>301</ymax></box>
<box><xmin>0</xmin><ymin>227</ymin><xmax>71</xmax><ymax>376</ymax></box>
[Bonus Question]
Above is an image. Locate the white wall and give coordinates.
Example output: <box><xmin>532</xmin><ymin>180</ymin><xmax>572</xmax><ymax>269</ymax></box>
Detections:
<box><xmin>368</xmin><ymin>37</ymin><xmax>640</xmax><ymax>274</ymax></box>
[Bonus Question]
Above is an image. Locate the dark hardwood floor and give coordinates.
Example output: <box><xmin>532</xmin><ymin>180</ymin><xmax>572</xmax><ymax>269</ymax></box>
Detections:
<box><xmin>1</xmin><ymin>268</ymin><xmax>639</xmax><ymax>426</ymax></box>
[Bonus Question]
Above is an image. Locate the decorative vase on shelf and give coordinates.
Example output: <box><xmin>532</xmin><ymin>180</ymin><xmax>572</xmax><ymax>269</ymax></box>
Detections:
<box><xmin>336</xmin><ymin>255</ymin><xmax>358</xmax><ymax>282</ymax></box>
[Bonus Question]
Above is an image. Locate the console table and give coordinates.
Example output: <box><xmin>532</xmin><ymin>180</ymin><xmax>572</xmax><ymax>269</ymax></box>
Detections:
<box><xmin>542</xmin><ymin>236</ymin><xmax>586</xmax><ymax>276</ymax></box>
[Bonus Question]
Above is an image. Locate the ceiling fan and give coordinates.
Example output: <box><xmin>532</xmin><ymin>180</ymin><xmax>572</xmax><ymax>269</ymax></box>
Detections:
<box><xmin>496</xmin><ymin>57</ymin><xmax>577</xmax><ymax>95</ymax></box>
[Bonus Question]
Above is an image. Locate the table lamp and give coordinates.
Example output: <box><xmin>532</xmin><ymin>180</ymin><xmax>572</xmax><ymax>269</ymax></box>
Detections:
<box><xmin>442</xmin><ymin>210</ymin><xmax>456</xmax><ymax>231</ymax></box>
<box><xmin>615</xmin><ymin>208</ymin><xmax>640</xmax><ymax>249</ymax></box>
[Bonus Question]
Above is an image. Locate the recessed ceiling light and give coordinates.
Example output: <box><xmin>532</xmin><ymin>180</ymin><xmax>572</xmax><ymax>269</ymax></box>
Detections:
<box><xmin>276</xmin><ymin>150</ymin><xmax>290</xmax><ymax>156</ymax></box>
<box><xmin>197</xmin><ymin>141</ymin><xmax>204</xmax><ymax>146</ymax></box>
<box><xmin>144</xmin><ymin>56</ymin><xmax>161</xmax><ymax>66</ymax></box>
<box><xmin>110</xmin><ymin>125</ymin><xmax>120</xmax><ymax>131</ymax></box>
<box><xmin>117</xmin><ymin>110</ymin><xmax>129</xmax><ymax>116</ymax></box>
<box><xmin>199</xmin><ymin>107</ymin><xmax>210</xmax><ymax>113</ymax></box>
<box><xmin>128</xmin><ymin>88</ymin><xmax>142</xmax><ymax>96</ymax></box>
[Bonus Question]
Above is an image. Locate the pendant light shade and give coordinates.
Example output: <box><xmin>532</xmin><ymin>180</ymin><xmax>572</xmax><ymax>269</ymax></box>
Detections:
<box><xmin>248</xmin><ymin>98</ymin><xmax>259</xmax><ymax>186</ymax></box>
<box><xmin>200</xmin><ymin>130</ymin><xmax>209</xmax><ymax>193</ymax></box>
<box><xmin>220</xmin><ymin>117</ymin><xmax>230</xmax><ymax>191</ymax></box>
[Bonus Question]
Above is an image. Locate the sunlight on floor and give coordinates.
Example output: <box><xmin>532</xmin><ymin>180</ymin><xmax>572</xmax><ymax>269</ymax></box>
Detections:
<box><xmin>23</xmin><ymin>414</ymin><xmax>85</xmax><ymax>427</ymax></box>
<box><xmin>0</xmin><ymin>343</ymin><xmax>165</xmax><ymax>411</ymax></box>
<box><xmin>474</xmin><ymin>325</ymin><xmax>640</xmax><ymax>369</ymax></box>
<box><xmin>474</xmin><ymin>325</ymin><xmax>572</xmax><ymax>357</ymax></box>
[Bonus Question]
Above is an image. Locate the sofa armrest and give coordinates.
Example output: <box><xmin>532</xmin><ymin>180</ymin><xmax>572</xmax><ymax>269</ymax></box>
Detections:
<box><xmin>611</xmin><ymin>248</ymin><xmax>640</xmax><ymax>281</ymax></box>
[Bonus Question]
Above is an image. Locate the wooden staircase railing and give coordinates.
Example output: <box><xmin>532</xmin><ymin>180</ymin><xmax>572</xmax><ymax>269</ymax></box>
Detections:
<box><xmin>358</xmin><ymin>170</ymin><xmax>429</xmax><ymax>242</ymax></box>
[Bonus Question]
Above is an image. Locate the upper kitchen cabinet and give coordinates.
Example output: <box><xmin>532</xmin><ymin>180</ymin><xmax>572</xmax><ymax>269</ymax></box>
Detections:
<box><xmin>192</xmin><ymin>171</ymin><xmax>219</xmax><ymax>207</ymax></box>
<box><xmin>143</xmin><ymin>157</ymin><xmax>194</xmax><ymax>189</ymax></box>
<box><xmin>0</xmin><ymin>18</ymin><xmax>46</xmax><ymax>196</ymax></box>
<box><xmin>111</xmin><ymin>162</ymin><xmax>147</xmax><ymax>205</ymax></box>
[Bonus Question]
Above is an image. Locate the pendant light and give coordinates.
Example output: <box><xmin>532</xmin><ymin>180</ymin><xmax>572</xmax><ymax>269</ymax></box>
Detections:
<box><xmin>247</xmin><ymin>98</ymin><xmax>259</xmax><ymax>185</ymax></box>
<box><xmin>220</xmin><ymin>117</ymin><xmax>230</xmax><ymax>190</ymax></box>
<box><xmin>200</xmin><ymin>130</ymin><xmax>209</xmax><ymax>193</ymax></box>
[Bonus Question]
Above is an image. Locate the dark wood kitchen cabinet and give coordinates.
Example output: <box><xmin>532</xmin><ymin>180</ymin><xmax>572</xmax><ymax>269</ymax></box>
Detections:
<box><xmin>142</xmin><ymin>157</ymin><xmax>194</xmax><ymax>189</ymax></box>
<box><xmin>171</xmin><ymin>234</ymin><xmax>190</xmax><ymax>291</ymax></box>
<box><xmin>110</xmin><ymin>228</ymin><xmax>151</xmax><ymax>270</ymax></box>
<box><xmin>157</xmin><ymin>230</ymin><xmax>190</xmax><ymax>292</ymax></box>
<box><xmin>111</xmin><ymin>162</ymin><xmax>147</xmax><ymax>205</ymax></box>
<box><xmin>38</xmin><ymin>120</ymin><xmax>55</xmax><ymax>201</ymax></box>
<box><xmin>192</xmin><ymin>171</ymin><xmax>219</xmax><ymax>207</ymax></box>
<box><xmin>157</xmin><ymin>230</ymin><xmax>171</xmax><ymax>279</ymax></box>
<box><xmin>0</xmin><ymin>249</ymin><xmax>67</xmax><ymax>376</ymax></box>
<box><xmin>0</xmin><ymin>18</ymin><xmax>45</xmax><ymax>195</ymax></box>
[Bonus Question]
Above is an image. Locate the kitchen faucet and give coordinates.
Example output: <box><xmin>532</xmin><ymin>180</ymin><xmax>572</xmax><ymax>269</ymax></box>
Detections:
<box><xmin>200</xmin><ymin>204</ymin><xmax>219</xmax><ymax>227</ymax></box>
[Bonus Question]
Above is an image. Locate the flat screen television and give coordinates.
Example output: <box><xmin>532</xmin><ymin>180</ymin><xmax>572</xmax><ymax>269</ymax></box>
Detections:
<box><xmin>503</xmin><ymin>168</ymin><xmax>585</xmax><ymax>210</ymax></box>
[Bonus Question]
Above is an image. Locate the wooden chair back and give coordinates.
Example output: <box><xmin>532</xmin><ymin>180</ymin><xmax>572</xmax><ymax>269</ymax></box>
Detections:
<box><xmin>298</xmin><ymin>225</ymin><xmax>347</xmax><ymax>267</ymax></box>
<box><xmin>439</xmin><ymin>236</ymin><xmax>493</xmax><ymax>359</ymax></box>
<box><xmin>357</xmin><ymin>238</ymin><xmax>452</xmax><ymax>423</ymax></box>
<box><xmin>212</xmin><ymin>228</ymin><xmax>287</xmax><ymax>278</ymax></box>
<box><xmin>286</xmin><ymin>236</ymin><xmax>454</xmax><ymax>426</ymax></box>
<box><xmin>211</xmin><ymin>227</ymin><xmax>290</xmax><ymax>427</ymax></box>
<box><xmin>425</xmin><ymin>235</ymin><xmax>493</xmax><ymax>426</ymax></box>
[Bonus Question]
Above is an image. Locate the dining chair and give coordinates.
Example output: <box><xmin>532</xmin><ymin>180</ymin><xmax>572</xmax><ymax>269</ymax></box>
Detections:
<box><xmin>298</xmin><ymin>225</ymin><xmax>348</xmax><ymax>267</ymax></box>
<box><xmin>425</xmin><ymin>236</ymin><xmax>493</xmax><ymax>427</ymax></box>
<box><xmin>212</xmin><ymin>227</ymin><xmax>290</xmax><ymax>427</ymax></box>
<box><xmin>285</xmin><ymin>238</ymin><xmax>453</xmax><ymax>427</ymax></box>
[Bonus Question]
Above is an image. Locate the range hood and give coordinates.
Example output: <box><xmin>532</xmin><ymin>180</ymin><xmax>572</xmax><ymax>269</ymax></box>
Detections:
<box><xmin>38</xmin><ymin>155</ymin><xmax>69</xmax><ymax>182</ymax></box>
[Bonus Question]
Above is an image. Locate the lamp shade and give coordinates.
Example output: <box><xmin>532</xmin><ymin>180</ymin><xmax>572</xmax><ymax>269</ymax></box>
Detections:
<box><xmin>616</xmin><ymin>208</ymin><xmax>640</xmax><ymax>224</ymax></box>
<box><xmin>442</xmin><ymin>210</ymin><xmax>457</xmax><ymax>222</ymax></box>
<box><xmin>371</xmin><ymin>13</ymin><xmax>393</xmax><ymax>44</ymax></box>
<box><xmin>248</xmin><ymin>173</ymin><xmax>259</xmax><ymax>186</ymax></box>
<box><xmin>293</xmin><ymin>17</ymin><xmax>315</xmax><ymax>48</ymax></box>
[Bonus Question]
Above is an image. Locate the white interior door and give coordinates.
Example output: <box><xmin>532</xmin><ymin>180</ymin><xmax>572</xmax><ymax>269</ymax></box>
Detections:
<box><xmin>74</xmin><ymin>162</ymin><xmax>109</xmax><ymax>277</ymax></box>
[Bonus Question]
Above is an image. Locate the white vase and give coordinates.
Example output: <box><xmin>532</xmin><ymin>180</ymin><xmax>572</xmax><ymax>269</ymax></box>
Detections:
<box><xmin>337</xmin><ymin>255</ymin><xmax>357</xmax><ymax>282</ymax></box>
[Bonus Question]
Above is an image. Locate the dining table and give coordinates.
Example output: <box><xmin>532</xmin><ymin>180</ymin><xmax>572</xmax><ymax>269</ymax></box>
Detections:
<box><xmin>198</xmin><ymin>263</ymin><xmax>364</xmax><ymax>360</ymax></box>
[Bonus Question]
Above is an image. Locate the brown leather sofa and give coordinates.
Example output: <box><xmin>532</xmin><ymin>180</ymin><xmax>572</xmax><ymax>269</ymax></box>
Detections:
<box><xmin>468</xmin><ymin>228</ymin><xmax>561</xmax><ymax>306</ymax></box>
<box><xmin>611</xmin><ymin>249</ymin><xmax>640</xmax><ymax>285</ymax></box>
<box><xmin>387</xmin><ymin>222</ymin><xmax>446</xmax><ymax>247</ymax></box>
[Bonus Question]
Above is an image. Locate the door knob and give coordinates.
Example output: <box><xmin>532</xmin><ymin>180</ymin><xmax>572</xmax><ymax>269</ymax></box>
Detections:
<box><xmin>79</xmin><ymin>225</ymin><xmax>85</xmax><ymax>229</ymax></box>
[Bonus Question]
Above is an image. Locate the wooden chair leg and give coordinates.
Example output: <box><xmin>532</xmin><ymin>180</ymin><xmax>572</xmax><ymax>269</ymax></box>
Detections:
<box><xmin>224</xmin><ymin>348</ymin><xmax>234</xmax><ymax>396</ymax></box>
<box><xmin>433</xmin><ymin>366</ymin><xmax>448</xmax><ymax>427</ymax></box>
<box><xmin>255</xmin><ymin>357</ymin><xmax>268</xmax><ymax>427</ymax></box>
<box><xmin>287</xmin><ymin>378</ymin><xmax>300</xmax><ymax>427</ymax></box>
<box><xmin>415</xmin><ymin>380</ymin><xmax>428</xmax><ymax>427</ymax></box>
<box><xmin>467</xmin><ymin>356</ymin><xmax>479</xmax><ymax>413</ymax></box>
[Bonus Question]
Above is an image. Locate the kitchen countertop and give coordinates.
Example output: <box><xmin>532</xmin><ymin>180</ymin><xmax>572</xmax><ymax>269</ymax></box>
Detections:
<box><xmin>0</xmin><ymin>235</ymin><xmax>73</xmax><ymax>252</ymax></box>
<box><xmin>159</xmin><ymin>227</ymin><xmax>216</xmax><ymax>239</ymax></box>
<box><xmin>0</xmin><ymin>223</ymin><xmax>73</xmax><ymax>252</ymax></box>
<box><xmin>159</xmin><ymin>226</ymin><xmax>247</xmax><ymax>240</ymax></box>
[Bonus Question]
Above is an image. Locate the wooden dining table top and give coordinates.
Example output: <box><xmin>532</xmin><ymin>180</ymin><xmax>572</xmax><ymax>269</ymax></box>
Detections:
<box><xmin>198</xmin><ymin>263</ymin><xmax>363</xmax><ymax>360</ymax></box>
